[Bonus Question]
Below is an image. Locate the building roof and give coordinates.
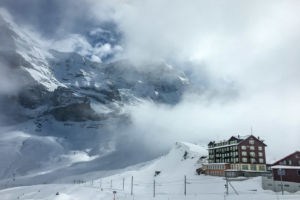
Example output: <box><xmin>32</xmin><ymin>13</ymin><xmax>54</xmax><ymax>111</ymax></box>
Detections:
<box><xmin>271</xmin><ymin>151</ymin><xmax>300</xmax><ymax>166</ymax></box>
<box><xmin>204</xmin><ymin>163</ymin><xmax>230</xmax><ymax>165</ymax></box>
<box><xmin>208</xmin><ymin>135</ymin><xmax>266</xmax><ymax>149</ymax></box>
<box><xmin>225</xmin><ymin>169</ymin><xmax>266</xmax><ymax>172</ymax></box>
<box><xmin>271</xmin><ymin>165</ymin><xmax>300</xmax><ymax>169</ymax></box>
<box><xmin>207</xmin><ymin>143</ymin><xmax>240</xmax><ymax>150</ymax></box>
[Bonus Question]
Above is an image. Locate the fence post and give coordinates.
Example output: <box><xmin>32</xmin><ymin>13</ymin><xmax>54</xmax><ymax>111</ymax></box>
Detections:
<box><xmin>131</xmin><ymin>176</ymin><xmax>133</xmax><ymax>195</ymax></box>
<box><xmin>184</xmin><ymin>175</ymin><xmax>186</xmax><ymax>195</ymax></box>
<box><xmin>226</xmin><ymin>177</ymin><xmax>228</xmax><ymax>195</ymax></box>
<box><xmin>153</xmin><ymin>179</ymin><xmax>155</xmax><ymax>197</ymax></box>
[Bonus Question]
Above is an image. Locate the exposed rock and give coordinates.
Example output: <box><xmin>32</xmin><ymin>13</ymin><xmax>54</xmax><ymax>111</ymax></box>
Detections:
<box><xmin>50</xmin><ymin>101</ymin><xmax>107</xmax><ymax>122</ymax></box>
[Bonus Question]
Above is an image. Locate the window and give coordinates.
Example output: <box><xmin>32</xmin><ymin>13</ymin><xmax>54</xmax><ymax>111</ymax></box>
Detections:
<box><xmin>242</xmin><ymin>151</ymin><xmax>247</xmax><ymax>156</ymax></box>
<box><xmin>242</xmin><ymin>158</ymin><xmax>247</xmax><ymax>162</ymax></box>
<box><xmin>268</xmin><ymin>184</ymin><xmax>273</xmax><ymax>186</ymax></box>
<box><xmin>299</xmin><ymin>161</ymin><xmax>300</xmax><ymax>165</ymax></box>
<box><xmin>259</xmin><ymin>152</ymin><xmax>263</xmax><ymax>157</ymax></box>
<box><xmin>289</xmin><ymin>160</ymin><xmax>293</xmax><ymax>165</ymax></box>
<box><xmin>258</xmin><ymin>146</ymin><xmax>263</xmax><ymax>151</ymax></box>
<box><xmin>251</xmin><ymin>165</ymin><xmax>256</xmax><ymax>170</ymax></box>
<box><xmin>235</xmin><ymin>158</ymin><xmax>239</xmax><ymax>162</ymax></box>
<box><xmin>250</xmin><ymin>146</ymin><xmax>255</xmax><ymax>150</ymax></box>
<box><xmin>259</xmin><ymin>166</ymin><xmax>265</xmax><ymax>171</ymax></box>
<box><xmin>250</xmin><ymin>158</ymin><xmax>256</xmax><ymax>163</ymax></box>
<box><xmin>284</xmin><ymin>185</ymin><xmax>289</xmax><ymax>187</ymax></box>
<box><xmin>259</xmin><ymin>159</ymin><xmax>264</xmax><ymax>163</ymax></box>
<box><xmin>284</xmin><ymin>160</ymin><xmax>287</xmax><ymax>165</ymax></box>
<box><xmin>250</xmin><ymin>152</ymin><xmax>255</xmax><ymax>157</ymax></box>
<box><xmin>241</xmin><ymin>146</ymin><xmax>246</xmax><ymax>150</ymax></box>
<box><xmin>297</xmin><ymin>170</ymin><xmax>300</xmax><ymax>176</ymax></box>
<box><xmin>296</xmin><ymin>155</ymin><xmax>299</xmax><ymax>158</ymax></box>
<box><xmin>242</xmin><ymin>165</ymin><xmax>248</xmax><ymax>170</ymax></box>
<box><xmin>249</xmin><ymin>140</ymin><xmax>254</xmax><ymax>144</ymax></box>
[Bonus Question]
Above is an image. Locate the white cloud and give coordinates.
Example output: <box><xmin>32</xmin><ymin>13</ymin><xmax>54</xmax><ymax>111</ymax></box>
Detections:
<box><xmin>45</xmin><ymin>34</ymin><xmax>123</xmax><ymax>61</ymax></box>
<box><xmin>102</xmin><ymin>0</ymin><xmax>300</xmax><ymax>160</ymax></box>
<box><xmin>89</xmin><ymin>28</ymin><xmax>109</xmax><ymax>36</ymax></box>
<box><xmin>91</xmin><ymin>55</ymin><xmax>101</xmax><ymax>62</ymax></box>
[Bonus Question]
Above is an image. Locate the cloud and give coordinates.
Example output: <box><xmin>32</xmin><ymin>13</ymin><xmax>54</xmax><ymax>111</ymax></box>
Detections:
<box><xmin>125</xmin><ymin>88</ymin><xmax>300</xmax><ymax>163</ymax></box>
<box><xmin>89</xmin><ymin>28</ymin><xmax>109</xmax><ymax>36</ymax></box>
<box><xmin>91</xmin><ymin>55</ymin><xmax>101</xmax><ymax>62</ymax></box>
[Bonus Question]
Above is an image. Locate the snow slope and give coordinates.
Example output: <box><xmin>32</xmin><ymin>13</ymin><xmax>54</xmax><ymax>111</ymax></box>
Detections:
<box><xmin>0</xmin><ymin>12</ymin><xmax>197</xmax><ymax>182</ymax></box>
<box><xmin>0</xmin><ymin>142</ymin><xmax>299</xmax><ymax>200</ymax></box>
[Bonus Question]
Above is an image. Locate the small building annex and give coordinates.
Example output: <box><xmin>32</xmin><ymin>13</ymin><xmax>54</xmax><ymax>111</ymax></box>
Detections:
<box><xmin>262</xmin><ymin>151</ymin><xmax>300</xmax><ymax>193</ymax></box>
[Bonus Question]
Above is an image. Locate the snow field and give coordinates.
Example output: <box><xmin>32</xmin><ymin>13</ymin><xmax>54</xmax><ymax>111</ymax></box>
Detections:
<box><xmin>1</xmin><ymin>140</ymin><xmax>300</xmax><ymax>200</ymax></box>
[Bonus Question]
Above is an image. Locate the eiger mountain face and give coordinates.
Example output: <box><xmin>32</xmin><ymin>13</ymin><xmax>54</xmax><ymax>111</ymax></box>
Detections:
<box><xmin>0</xmin><ymin>15</ymin><xmax>189</xmax><ymax>124</ymax></box>
<box><xmin>0</xmin><ymin>15</ymin><xmax>193</xmax><ymax>182</ymax></box>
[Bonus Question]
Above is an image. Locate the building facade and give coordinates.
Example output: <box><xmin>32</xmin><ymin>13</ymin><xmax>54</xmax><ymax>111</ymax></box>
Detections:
<box><xmin>207</xmin><ymin>135</ymin><xmax>267</xmax><ymax>177</ymax></box>
<box><xmin>262</xmin><ymin>151</ymin><xmax>300</xmax><ymax>193</ymax></box>
<box><xmin>204</xmin><ymin>163</ymin><xmax>230</xmax><ymax>176</ymax></box>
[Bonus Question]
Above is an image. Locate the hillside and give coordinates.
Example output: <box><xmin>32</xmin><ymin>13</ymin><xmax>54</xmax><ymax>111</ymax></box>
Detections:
<box><xmin>0</xmin><ymin>142</ymin><xmax>297</xmax><ymax>200</ymax></box>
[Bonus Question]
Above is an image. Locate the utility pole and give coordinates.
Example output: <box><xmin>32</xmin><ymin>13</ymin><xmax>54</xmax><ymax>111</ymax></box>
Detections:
<box><xmin>131</xmin><ymin>176</ymin><xmax>133</xmax><ymax>195</ymax></box>
<box><xmin>153</xmin><ymin>179</ymin><xmax>155</xmax><ymax>197</ymax></box>
<box><xmin>184</xmin><ymin>175</ymin><xmax>186</xmax><ymax>195</ymax></box>
<box><xmin>123</xmin><ymin>178</ymin><xmax>124</xmax><ymax>190</ymax></box>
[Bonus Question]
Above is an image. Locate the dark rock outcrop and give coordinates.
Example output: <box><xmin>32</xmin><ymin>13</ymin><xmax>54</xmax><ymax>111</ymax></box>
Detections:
<box><xmin>50</xmin><ymin>101</ymin><xmax>107</xmax><ymax>122</ymax></box>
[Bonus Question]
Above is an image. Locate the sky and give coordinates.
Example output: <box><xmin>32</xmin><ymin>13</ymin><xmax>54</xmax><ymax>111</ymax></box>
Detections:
<box><xmin>0</xmin><ymin>0</ymin><xmax>300</xmax><ymax>162</ymax></box>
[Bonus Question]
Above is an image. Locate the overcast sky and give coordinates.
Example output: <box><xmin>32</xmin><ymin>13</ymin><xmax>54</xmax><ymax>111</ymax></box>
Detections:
<box><xmin>1</xmin><ymin>0</ymin><xmax>300</xmax><ymax>162</ymax></box>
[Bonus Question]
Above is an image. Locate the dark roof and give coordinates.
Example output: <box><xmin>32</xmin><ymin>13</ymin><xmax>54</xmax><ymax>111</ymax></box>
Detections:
<box><xmin>272</xmin><ymin>151</ymin><xmax>300</xmax><ymax>166</ymax></box>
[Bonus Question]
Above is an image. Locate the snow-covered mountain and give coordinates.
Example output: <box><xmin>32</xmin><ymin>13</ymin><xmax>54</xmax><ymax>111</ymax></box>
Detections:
<box><xmin>0</xmin><ymin>11</ymin><xmax>242</xmax><ymax>194</ymax></box>
<box><xmin>0</xmin><ymin>13</ymin><xmax>200</xmax><ymax>184</ymax></box>
<box><xmin>0</xmin><ymin>14</ymin><xmax>191</xmax><ymax>124</ymax></box>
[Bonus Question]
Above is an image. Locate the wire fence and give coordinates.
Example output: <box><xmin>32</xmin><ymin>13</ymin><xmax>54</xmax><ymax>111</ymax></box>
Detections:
<box><xmin>1</xmin><ymin>176</ymin><xmax>300</xmax><ymax>198</ymax></box>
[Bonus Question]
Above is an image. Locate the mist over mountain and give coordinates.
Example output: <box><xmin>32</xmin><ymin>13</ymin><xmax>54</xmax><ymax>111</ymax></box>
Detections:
<box><xmin>0</xmin><ymin>12</ymin><xmax>240</xmax><ymax>184</ymax></box>
<box><xmin>0</xmin><ymin>1</ymin><xmax>300</xmax><ymax>190</ymax></box>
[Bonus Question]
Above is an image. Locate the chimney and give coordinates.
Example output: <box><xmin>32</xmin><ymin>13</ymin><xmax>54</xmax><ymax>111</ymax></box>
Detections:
<box><xmin>258</xmin><ymin>136</ymin><xmax>260</xmax><ymax>140</ymax></box>
<box><xmin>238</xmin><ymin>135</ymin><xmax>240</xmax><ymax>138</ymax></box>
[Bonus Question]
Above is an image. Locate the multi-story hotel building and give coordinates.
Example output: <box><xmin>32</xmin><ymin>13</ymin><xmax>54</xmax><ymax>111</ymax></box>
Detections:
<box><xmin>206</xmin><ymin>135</ymin><xmax>267</xmax><ymax>176</ymax></box>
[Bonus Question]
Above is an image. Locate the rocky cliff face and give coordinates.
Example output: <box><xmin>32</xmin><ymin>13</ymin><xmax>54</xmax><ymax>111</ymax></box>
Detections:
<box><xmin>0</xmin><ymin>15</ymin><xmax>191</xmax><ymax>124</ymax></box>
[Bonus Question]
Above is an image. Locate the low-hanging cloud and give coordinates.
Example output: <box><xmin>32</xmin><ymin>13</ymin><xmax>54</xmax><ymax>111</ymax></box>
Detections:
<box><xmin>125</xmin><ymin>87</ymin><xmax>300</xmax><ymax>163</ymax></box>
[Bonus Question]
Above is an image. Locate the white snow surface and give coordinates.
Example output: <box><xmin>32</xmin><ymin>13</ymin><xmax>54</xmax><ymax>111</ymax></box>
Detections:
<box><xmin>0</xmin><ymin>141</ymin><xmax>299</xmax><ymax>200</ymax></box>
